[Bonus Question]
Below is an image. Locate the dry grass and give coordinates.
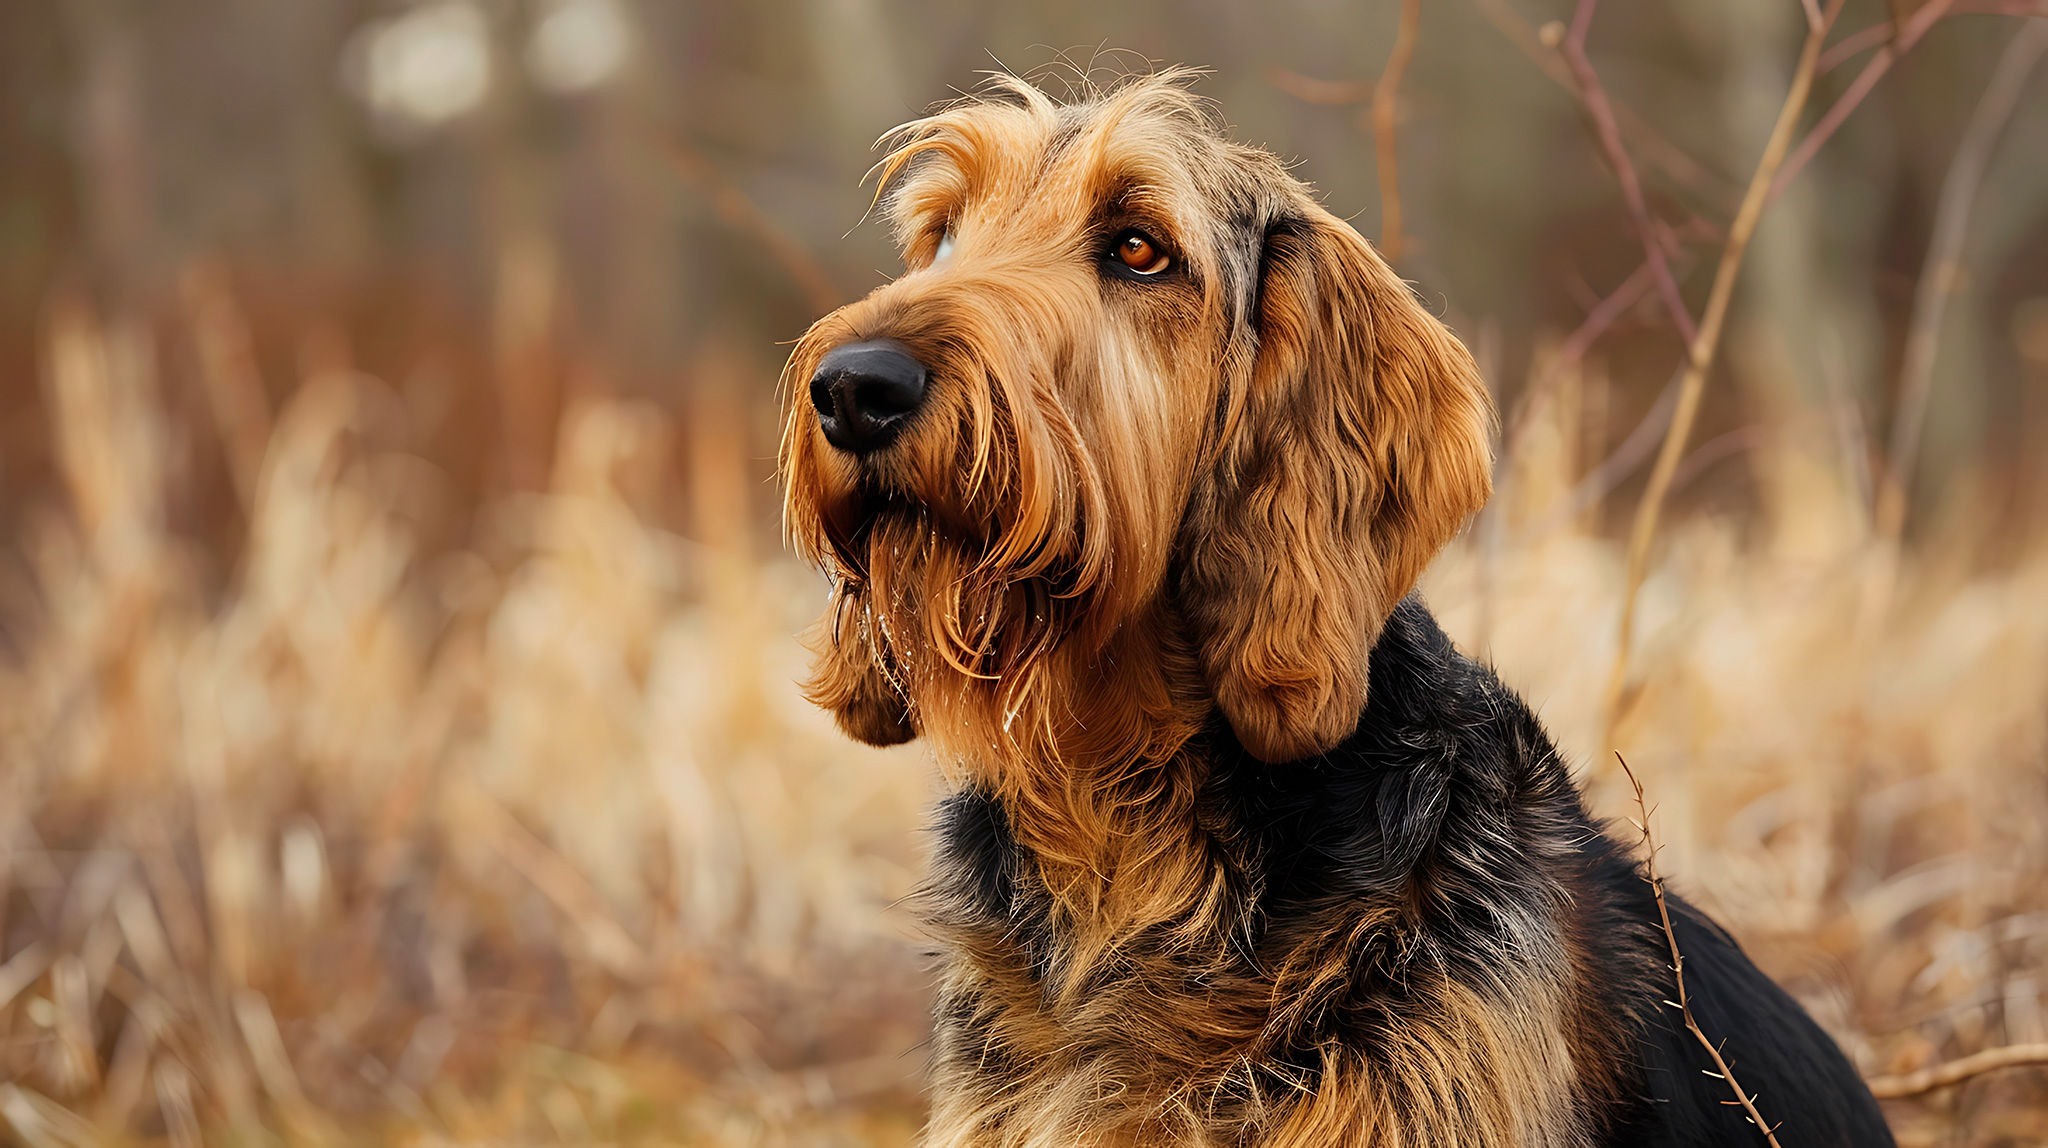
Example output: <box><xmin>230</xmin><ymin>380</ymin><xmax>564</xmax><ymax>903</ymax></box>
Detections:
<box><xmin>3</xmin><ymin>299</ymin><xmax>932</xmax><ymax>1145</ymax></box>
<box><xmin>1</xmin><ymin>293</ymin><xmax>2045</xmax><ymax>1146</ymax></box>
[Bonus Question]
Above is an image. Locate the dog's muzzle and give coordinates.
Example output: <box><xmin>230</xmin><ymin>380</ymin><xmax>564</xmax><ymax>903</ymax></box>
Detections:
<box><xmin>809</xmin><ymin>339</ymin><xmax>928</xmax><ymax>454</ymax></box>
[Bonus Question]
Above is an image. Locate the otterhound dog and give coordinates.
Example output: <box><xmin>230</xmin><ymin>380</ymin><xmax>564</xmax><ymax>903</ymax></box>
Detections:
<box><xmin>780</xmin><ymin>73</ymin><xmax>1893</xmax><ymax>1147</ymax></box>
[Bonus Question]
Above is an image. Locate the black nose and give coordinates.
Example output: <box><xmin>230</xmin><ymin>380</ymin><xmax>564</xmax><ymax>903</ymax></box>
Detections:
<box><xmin>809</xmin><ymin>339</ymin><xmax>928</xmax><ymax>454</ymax></box>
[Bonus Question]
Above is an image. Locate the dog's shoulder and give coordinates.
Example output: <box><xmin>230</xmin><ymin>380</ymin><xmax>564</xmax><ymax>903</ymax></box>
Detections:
<box><xmin>1204</xmin><ymin>594</ymin><xmax>1591</xmax><ymax>912</ymax></box>
<box><xmin>1209</xmin><ymin>597</ymin><xmax>1895</xmax><ymax>1145</ymax></box>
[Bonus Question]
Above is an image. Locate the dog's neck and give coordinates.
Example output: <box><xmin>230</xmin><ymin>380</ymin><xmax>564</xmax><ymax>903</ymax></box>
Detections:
<box><xmin>922</xmin><ymin>595</ymin><xmax>1241</xmax><ymax>952</ymax></box>
<box><xmin>929</xmin><ymin>597</ymin><xmax>1514</xmax><ymax>991</ymax></box>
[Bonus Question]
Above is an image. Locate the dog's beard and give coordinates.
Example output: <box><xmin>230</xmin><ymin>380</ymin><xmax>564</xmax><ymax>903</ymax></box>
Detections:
<box><xmin>830</xmin><ymin>502</ymin><xmax>1071</xmax><ymax>751</ymax></box>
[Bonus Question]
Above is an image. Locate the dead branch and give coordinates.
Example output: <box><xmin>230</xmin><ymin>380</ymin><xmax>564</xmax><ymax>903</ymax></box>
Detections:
<box><xmin>1607</xmin><ymin>0</ymin><xmax>1844</xmax><ymax>736</ymax></box>
<box><xmin>1558</xmin><ymin>0</ymin><xmax>1698</xmax><ymax>346</ymax></box>
<box><xmin>1615</xmin><ymin>754</ymin><xmax>1784</xmax><ymax>1148</ymax></box>
<box><xmin>1865</xmin><ymin>1043</ymin><xmax>2048</xmax><ymax>1098</ymax></box>
<box><xmin>1472</xmin><ymin>0</ymin><xmax>1741</xmax><ymax>208</ymax></box>
<box><xmin>1508</xmin><ymin>255</ymin><xmax>1667</xmax><ymax>471</ymax></box>
<box><xmin>1561</xmin><ymin>259</ymin><xmax>1658</xmax><ymax>360</ymax></box>
<box><xmin>1373</xmin><ymin>0</ymin><xmax>1422</xmax><ymax>262</ymax></box>
<box><xmin>1874</xmin><ymin>17</ymin><xmax>2048</xmax><ymax>547</ymax></box>
<box><xmin>1534</xmin><ymin>368</ymin><xmax>1682</xmax><ymax>537</ymax></box>
<box><xmin>665</xmin><ymin>140</ymin><xmax>844</xmax><ymax>317</ymax></box>
<box><xmin>1266</xmin><ymin>68</ymin><xmax>1374</xmax><ymax>105</ymax></box>
<box><xmin>1821</xmin><ymin>3</ymin><xmax>2048</xmax><ymax>73</ymax></box>
<box><xmin>1767</xmin><ymin>0</ymin><xmax>1956</xmax><ymax>204</ymax></box>
<box><xmin>1817</xmin><ymin>22</ymin><xmax>1899</xmax><ymax>73</ymax></box>
<box><xmin>1542</xmin><ymin>257</ymin><xmax>1661</xmax><ymax>399</ymax></box>
<box><xmin>1668</xmin><ymin>425</ymin><xmax>1765</xmax><ymax>493</ymax></box>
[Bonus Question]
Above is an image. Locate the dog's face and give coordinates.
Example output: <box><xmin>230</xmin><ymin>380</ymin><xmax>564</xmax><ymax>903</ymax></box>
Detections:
<box><xmin>781</xmin><ymin>75</ymin><xmax>1492</xmax><ymax>766</ymax></box>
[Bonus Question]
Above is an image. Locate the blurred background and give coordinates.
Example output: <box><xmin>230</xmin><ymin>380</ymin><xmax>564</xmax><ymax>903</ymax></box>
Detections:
<box><xmin>2</xmin><ymin>0</ymin><xmax>2046</xmax><ymax>1143</ymax></box>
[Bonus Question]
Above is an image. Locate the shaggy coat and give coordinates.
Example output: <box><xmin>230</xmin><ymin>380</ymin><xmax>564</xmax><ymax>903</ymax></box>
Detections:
<box><xmin>780</xmin><ymin>73</ymin><xmax>1894</xmax><ymax>1147</ymax></box>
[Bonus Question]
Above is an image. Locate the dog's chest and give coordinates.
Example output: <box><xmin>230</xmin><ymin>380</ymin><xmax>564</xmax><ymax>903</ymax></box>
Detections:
<box><xmin>925</xmin><ymin>787</ymin><xmax>1279</xmax><ymax>1046</ymax></box>
<box><xmin>919</xmin><ymin>777</ymin><xmax>1601</xmax><ymax>1148</ymax></box>
<box><xmin>922</xmin><ymin>834</ymin><xmax>1295</xmax><ymax>1145</ymax></box>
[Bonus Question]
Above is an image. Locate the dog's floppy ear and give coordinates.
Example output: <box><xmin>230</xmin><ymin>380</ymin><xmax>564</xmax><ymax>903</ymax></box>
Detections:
<box><xmin>802</xmin><ymin>592</ymin><xmax>917</xmax><ymax>747</ymax></box>
<box><xmin>1179</xmin><ymin>206</ymin><xmax>1493</xmax><ymax>763</ymax></box>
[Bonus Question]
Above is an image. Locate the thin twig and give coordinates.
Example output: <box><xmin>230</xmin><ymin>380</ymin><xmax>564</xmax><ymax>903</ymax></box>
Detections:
<box><xmin>1821</xmin><ymin>3</ymin><xmax>2048</xmax><ymax>73</ymax></box>
<box><xmin>664</xmin><ymin>140</ymin><xmax>844</xmax><ymax>316</ymax></box>
<box><xmin>1533</xmin><ymin>368</ymin><xmax>1682</xmax><ymax>538</ymax></box>
<box><xmin>1545</xmin><ymin>256</ymin><xmax>1661</xmax><ymax>394</ymax></box>
<box><xmin>1865</xmin><ymin>1042</ymin><xmax>2048</xmax><ymax>1098</ymax></box>
<box><xmin>1507</xmin><ymin>256</ymin><xmax>1664</xmax><ymax>467</ymax></box>
<box><xmin>1470</xmin><ymin>0</ymin><xmax>1742</xmax><ymax>208</ymax></box>
<box><xmin>1874</xmin><ymin>17</ymin><xmax>2048</xmax><ymax>548</ymax></box>
<box><xmin>1767</xmin><ymin>0</ymin><xmax>1956</xmax><ymax>205</ymax></box>
<box><xmin>1559</xmin><ymin>258</ymin><xmax>1659</xmax><ymax>361</ymax></box>
<box><xmin>1558</xmin><ymin>0</ymin><xmax>1698</xmax><ymax>346</ymax></box>
<box><xmin>1607</xmin><ymin>0</ymin><xmax>1844</xmax><ymax>737</ymax></box>
<box><xmin>1373</xmin><ymin>0</ymin><xmax>1422</xmax><ymax>261</ymax></box>
<box><xmin>1667</xmin><ymin>425</ymin><xmax>1765</xmax><ymax>493</ymax></box>
<box><xmin>1817</xmin><ymin>21</ymin><xmax>1898</xmax><ymax>73</ymax></box>
<box><xmin>1615</xmin><ymin>754</ymin><xmax>1785</xmax><ymax>1148</ymax></box>
<box><xmin>1266</xmin><ymin>68</ymin><xmax>1374</xmax><ymax>105</ymax></box>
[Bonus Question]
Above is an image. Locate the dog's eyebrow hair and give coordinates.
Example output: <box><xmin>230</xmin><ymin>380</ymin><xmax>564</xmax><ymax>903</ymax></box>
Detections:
<box><xmin>1043</xmin><ymin>115</ymin><xmax>1087</xmax><ymax>166</ymax></box>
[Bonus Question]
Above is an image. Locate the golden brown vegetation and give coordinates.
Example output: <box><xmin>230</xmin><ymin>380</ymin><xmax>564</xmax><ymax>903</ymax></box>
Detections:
<box><xmin>3</xmin><ymin>297</ymin><xmax>935</xmax><ymax>1144</ymax></box>
<box><xmin>0</xmin><ymin>273</ymin><xmax>2043</xmax><ymax>1144</ymax></box>
<box><xmin>4</xmin><ymin>1</ymin><xmax>2048</xmax><ymax>1144</ymax></box>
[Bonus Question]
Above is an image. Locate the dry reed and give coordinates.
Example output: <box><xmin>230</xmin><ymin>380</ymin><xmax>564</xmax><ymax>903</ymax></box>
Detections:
<box><xmin>2</xmin><ymin>296</ymin><xmax>933</xmax><ymax>1145</ymax></box>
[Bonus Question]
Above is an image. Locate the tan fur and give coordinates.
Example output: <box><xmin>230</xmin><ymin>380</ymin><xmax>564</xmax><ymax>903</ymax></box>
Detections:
<box><xmin>781</xmin><ymin>73</ymin><xmax>1550</xmax><ymax>1146</ymax></box>
<box><xmin>1179</xmin><ymin>212</ymin><xmax>1495</xmax><ymax>763</ymax></box>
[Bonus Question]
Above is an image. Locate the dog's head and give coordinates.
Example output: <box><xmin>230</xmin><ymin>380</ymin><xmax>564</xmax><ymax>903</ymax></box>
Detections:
<box><xmin>781</xmin><ymin>72</ymin><xmax>1492</xmax><ymax>765</ymax></box>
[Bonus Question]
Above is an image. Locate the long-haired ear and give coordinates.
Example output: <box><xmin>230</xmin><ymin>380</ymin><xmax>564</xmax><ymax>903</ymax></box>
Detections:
<box><xmin>802</xmin><ymin>590</ymin><xmax>917</xmax><ymax>747</ymax></box>
<box><xmin>1178</xmin><ymin>207</ymin><xmax>1493</xmax><ymax>763</ymax></box>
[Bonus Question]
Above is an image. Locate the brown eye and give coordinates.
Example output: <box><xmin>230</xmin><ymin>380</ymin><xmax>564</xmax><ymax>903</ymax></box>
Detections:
<box><xmin>1114</xmin><ymin>231</ymin><xmax>1171</xmax><ymax>275</ymax></box>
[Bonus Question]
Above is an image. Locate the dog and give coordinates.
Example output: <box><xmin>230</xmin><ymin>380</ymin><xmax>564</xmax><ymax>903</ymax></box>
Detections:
<box><xmin>779</xmin><ymin>71</ymin><xmax>1894</xmax><ymax>1147</ymax></box>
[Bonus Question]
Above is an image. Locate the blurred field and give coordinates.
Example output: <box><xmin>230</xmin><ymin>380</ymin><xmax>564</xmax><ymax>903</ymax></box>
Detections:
<box><xmin>4</xmin><ymin>1</ymin><xmax>2048</xmax><ymax>1145</ymax></box>
<box><xmin>9</xmin><ymin>294</ymin><xmax>2048</xmax><ymax>1146</ymax></box>
<box><xmin>3</xmin><ymin>297</ymin><xmax>936</xmax><ymax>1145</ymax></box>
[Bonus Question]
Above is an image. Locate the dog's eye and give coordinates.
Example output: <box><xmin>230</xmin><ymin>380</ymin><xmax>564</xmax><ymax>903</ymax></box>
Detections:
<box><xmin>1112</xmin><ymin>230</ymin><xmax>1171</xmax><ymax>275</ymax></box>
